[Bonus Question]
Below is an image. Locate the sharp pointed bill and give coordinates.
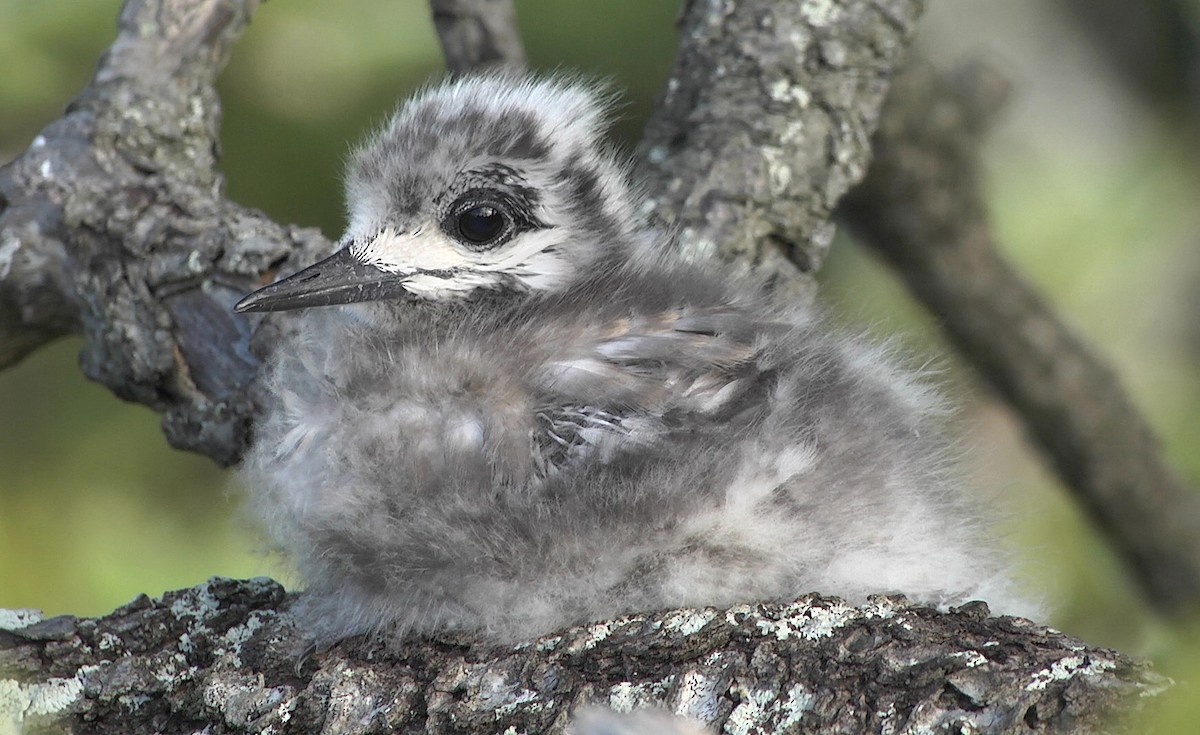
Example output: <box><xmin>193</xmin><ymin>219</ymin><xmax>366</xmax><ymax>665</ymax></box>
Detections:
<box><xmin>233</xmin><ymin>245</ymin><xmax>413</xmax><ymax>313</ymax></box>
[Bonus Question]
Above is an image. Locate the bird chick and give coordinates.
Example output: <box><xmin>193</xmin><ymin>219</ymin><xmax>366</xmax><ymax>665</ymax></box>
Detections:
<box><xmin>236</xmin><ymin>74</ymin><xmax>1032</xmax><ymax>646</ymax></box>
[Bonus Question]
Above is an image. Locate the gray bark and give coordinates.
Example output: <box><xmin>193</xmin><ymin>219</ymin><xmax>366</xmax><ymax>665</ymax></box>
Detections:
<box><xmin>0</xmin><ymin>0</ymin><xmax>332</xmax><ymax>465</ymax></box>
<box><xmin>639</xmin><ymin>0</ymin><xmax>924</xmax><ymax>300</ymax></box>
<box><xmin>0</xmin><ymin>579</ymin><xmax>1166</xmax><ymax>734</ymax></box>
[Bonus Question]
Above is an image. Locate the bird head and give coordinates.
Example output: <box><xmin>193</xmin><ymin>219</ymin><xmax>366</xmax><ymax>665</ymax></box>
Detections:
<box><xmin>235</xmin><ymin>75</ymin><xmax>638</xmax><ymax>314</ymax></box>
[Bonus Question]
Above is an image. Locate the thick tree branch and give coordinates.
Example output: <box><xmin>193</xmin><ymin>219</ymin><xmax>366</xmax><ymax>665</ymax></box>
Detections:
<box><xmin>639</xmin><ymin>0</ymin><xmax>925</xmax><ymax>298</ymax></box>
<box><xmin>0</xmin><ymin>579</ymin><xmax>1165</xmax><ymax>734</ymax></box>
<box><xmin>429</xmin><ymin>0</ymin><xmax>527</xmax><ymax>75</ymax></box>
<box><xmin>0</xmin><ymin>0</ymin><xmax>331</xmax><ymax>465</ymax></box>
<box><xmin>841</xmin><ymin>61</ymin><xmax>1200</xmax><ymax>615</ymax></box>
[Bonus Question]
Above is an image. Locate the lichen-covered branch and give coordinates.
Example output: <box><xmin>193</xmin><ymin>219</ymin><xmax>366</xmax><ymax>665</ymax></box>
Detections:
<box><xmin>841</xmin><ymin>60</ymin><xmax>1200</xmax><ymax>615</ymax></box>
<box><xmin>430</xmin><ymin>0</ymin><xmax>527</xmax><ymax>75</ymax></box>
<box><xmin>0</xmin><ymin>579</ymin><xmax>1164</xmax><ymax>734</ymax></box>
<box><xmin>0</xmin><ymin>0</ymin><xmax>332</xmax><ymax>465</ymax></box>
<box><xmin>639</xmin><ymin>0</ymin><xmax>925</xmax><ymax>299</ymax></box>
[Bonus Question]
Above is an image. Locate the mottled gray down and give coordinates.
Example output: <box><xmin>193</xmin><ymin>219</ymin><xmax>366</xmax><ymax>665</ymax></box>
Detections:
<box><xmin>238</xmin><ymin>74</ymin><xmax>1036</xmax><ymax>647</ymax></box>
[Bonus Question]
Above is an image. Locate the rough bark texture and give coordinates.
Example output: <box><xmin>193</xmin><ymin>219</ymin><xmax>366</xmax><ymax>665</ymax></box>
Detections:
<box><xmin>639</xmin><ymin>0</ymin><xmax>924</xmax><ymax>300</ymax></box>
<box><xmin>0</xmin><ymin>0</ymin><xmax>332</xmax><ymax>465</ymax></box>
<box><xmin>841</xmin><ymin>61</ymin><xmax>1200</xmax><ymax>616</ymax></box>
<box><xmin>0</xmin><ymin>579</ymin><xmax>1166</xmax><ymax>734</ymax></box>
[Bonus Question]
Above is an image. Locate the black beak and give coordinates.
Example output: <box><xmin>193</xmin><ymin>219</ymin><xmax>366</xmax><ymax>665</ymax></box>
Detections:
<box><xmin>234</xmin><ymin>246</ymin><xmax>410</xmax><ymax>313</ymax></box>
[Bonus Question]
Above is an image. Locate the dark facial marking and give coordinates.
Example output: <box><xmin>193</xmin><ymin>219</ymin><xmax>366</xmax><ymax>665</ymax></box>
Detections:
<box><xmin>555</xmin><ymin>158</ymin><xmax>620</xmax><ymax>235</ymax></box>
<box><xmin>500</xmin><ymin>124</ymin><xmax>551</xmax><ymax>160</ymax></box>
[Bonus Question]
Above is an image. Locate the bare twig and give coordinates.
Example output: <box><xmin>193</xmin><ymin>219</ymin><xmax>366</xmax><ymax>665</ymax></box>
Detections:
<box><xmin>841</xmin><ymin>60</ymin><xmax>1200</xmax><ymax>615</ymax></box>
<box><xmin>429</xmin><ymin>0</ymin><xmax>527</xmax><ymax>75</ymax></box>
<box><xmin>0</xmin><ymin>579</ymin><xmax>1165</xmax><ymax>734</ymax></box>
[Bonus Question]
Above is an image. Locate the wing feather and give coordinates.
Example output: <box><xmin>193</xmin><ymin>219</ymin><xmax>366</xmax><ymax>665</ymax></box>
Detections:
<box><xmin>530</xmin><ymin>307</ymin><xmax>778</xmax><ymax>476</ymax></box>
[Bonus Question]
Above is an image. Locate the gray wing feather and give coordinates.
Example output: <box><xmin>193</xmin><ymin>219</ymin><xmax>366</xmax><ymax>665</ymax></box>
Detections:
<box><xmin>530</xmin><ymin>308</ymin><xmax>774</xmax><ymax>475</ymax></box>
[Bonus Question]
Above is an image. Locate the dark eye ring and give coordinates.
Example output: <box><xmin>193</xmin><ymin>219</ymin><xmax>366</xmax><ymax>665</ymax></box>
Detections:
<box><xmin>455</xmin><ymin>203</ymin><xmax>508</xmax><ymax>246</ymax></box>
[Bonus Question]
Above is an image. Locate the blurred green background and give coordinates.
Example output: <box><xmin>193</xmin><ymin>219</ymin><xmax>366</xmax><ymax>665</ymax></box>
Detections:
<box><xmin>2</xmin><ymin>0</ymin><xmax>1199</xmax><ymax>729</ymax></box>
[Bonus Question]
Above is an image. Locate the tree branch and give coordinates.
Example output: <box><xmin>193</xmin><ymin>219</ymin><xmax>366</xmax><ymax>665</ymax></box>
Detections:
<box><xmin>429</xmin><ymin>0</ymin><xmax>527</xmax><ymax>75</ymax></box>
<box><xmin>0</xmin><ymin>579</ymin><xmax>1165</xmax><ymax>734</ymax></box>
<box><xmin>840</xmin><ymin>60</ymin><xmax>1200</xmax><ymax>615</ymax></box>
<box><xmin>639</xmin><ymin>0</ymin><xmax>925</xmax><ymax>299</ymax></box>
<box><xmin>0</xmin><ymin>0</ymin><xmax>332</xmax><ymax>465</ymax></box>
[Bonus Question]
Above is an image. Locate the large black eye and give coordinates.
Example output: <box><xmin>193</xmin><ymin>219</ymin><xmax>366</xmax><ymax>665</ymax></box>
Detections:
<box><xmin>456</xmin><ymin>204</ymin><xmax>507</xmax><ymax>245</ymax></box>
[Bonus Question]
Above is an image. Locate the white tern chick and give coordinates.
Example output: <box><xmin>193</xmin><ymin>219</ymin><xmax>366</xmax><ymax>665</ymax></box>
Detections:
<box><xmin>236</xmin><ymin>74</ymin><xmax>1031</xmax><ymax>646</ymax></box>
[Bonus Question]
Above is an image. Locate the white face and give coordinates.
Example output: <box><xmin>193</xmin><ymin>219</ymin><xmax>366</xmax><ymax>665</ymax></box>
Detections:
<box><xmin>346</xmin><ymin>214</ymin><xmax>576</xmax><ymax>299</ymax></box>
<box><xmin>331</xmin><ymin>75</ymin><xmax>641</xmax><ymax>304</ymax></box>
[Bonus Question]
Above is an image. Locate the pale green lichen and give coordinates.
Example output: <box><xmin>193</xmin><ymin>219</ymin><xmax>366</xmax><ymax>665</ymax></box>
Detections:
<box><xmin>565</xmin><ymin>614</ymin><xmax>645</xmax><ymax>653</ymax></box>
<box><xmin>476</xmin><ymin>668</ymin><xmax>539</xmax><ymax>714</ymax></box>
<box><xmin>535</xmin><ymin>634</ymin><xmax>562</xmax><ymax>652</ymax></box>
<box><xmin>169</xmin><ymin>581</ymin><xmax>223</xmax><ymax>620</ymax></box>
<box><xmin>150</xmin><ymin>652</ymin><xmax>196</xmax><ymax>689</ymax></box>
<box><xmin>768</xmin><ymin>79</ymin><xmax>812</xmax><ymax>108</ymax></box>
<box><xmin>952</xmin><ymin>650</ymin><xmax>989</xmax><ymax>669</ymax></box>
<box><xmin>0</xmin><ymin>609</ymin><xmax>42</xmax><ymax>631</ymax></box>
<box><xmin>0</xmin><ymin>673</ymin><xmax>86</xmax><ymax>734</ymax></box>
<box><xmin>672</xmin><ymin>669</ymin><xmax>723</xmax><ymax>724</ymax></box>
<box><xmin>214</xmin><ymin>611</ymin><xmax>269</xmax><ymax>667</ymax></box>
<box><xmin>762</xmin><ymin>147</ymin><xmax>793</xmax><ymax>196</ymax></box>
<box><xmin>780</xmin><ymin>684</ymin><xmax>815</xmax><ymax>728</ymax></box>
<box><xmin>1025</xmin><ymin>654</ymin><xmax>1117</xmax><ymax>692</ymax></box>
<box><xmin>876</xmin><ymin>701</ymin><xmax>899</xmax><ymax>735</ymax></box>
<box><xmin>723</xmin><ymin>680</ymin><xmax>779</xmax><ymax>735</ymax></box>
<box><xmin>96</xmin><ymin>631</ymin><xmax>124</xmax><ymax>651</ymax></box>
<box><xmin>799</xmin><ymin>0</ymin><xmax>839</xmax><ymax>27</ymax></box>
<box><xmin>752</xmin><ymin>599</ymin><xmax>865</xmax><ymax>641</ymax></box>
<box><xmin>661</xmin><ymin>609</ymin><xmax>716</xmax><ymax>636</ymax></box>
<box><xmin>609</xmin><ymin>677</ymin><xmax>675</xmax><ymax>714</ymax></box>
<box><xmin>201</xmin><ymin>671</ymin><xmax>295</xmax><ymax>731</ymax></box>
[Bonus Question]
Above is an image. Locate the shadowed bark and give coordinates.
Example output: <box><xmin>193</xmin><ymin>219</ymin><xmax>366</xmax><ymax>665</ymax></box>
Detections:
<box><xmin>0</xmin><ymin>0</ymin><xmax>331</xmax><ymax>465</ymax></box>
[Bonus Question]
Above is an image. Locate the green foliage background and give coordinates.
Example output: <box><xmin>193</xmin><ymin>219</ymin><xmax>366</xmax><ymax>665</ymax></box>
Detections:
<box><xmin>2</xmin><ymin>1</ymin><xmax>1198</xmax><ymax>729</ymax></box>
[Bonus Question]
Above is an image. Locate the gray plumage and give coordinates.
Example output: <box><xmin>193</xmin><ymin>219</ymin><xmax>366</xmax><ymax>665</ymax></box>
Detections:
<box><xmin>236</xmin><ymin>74</ymin><xmax>1033</xmax><ymax>646</ymax></box>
